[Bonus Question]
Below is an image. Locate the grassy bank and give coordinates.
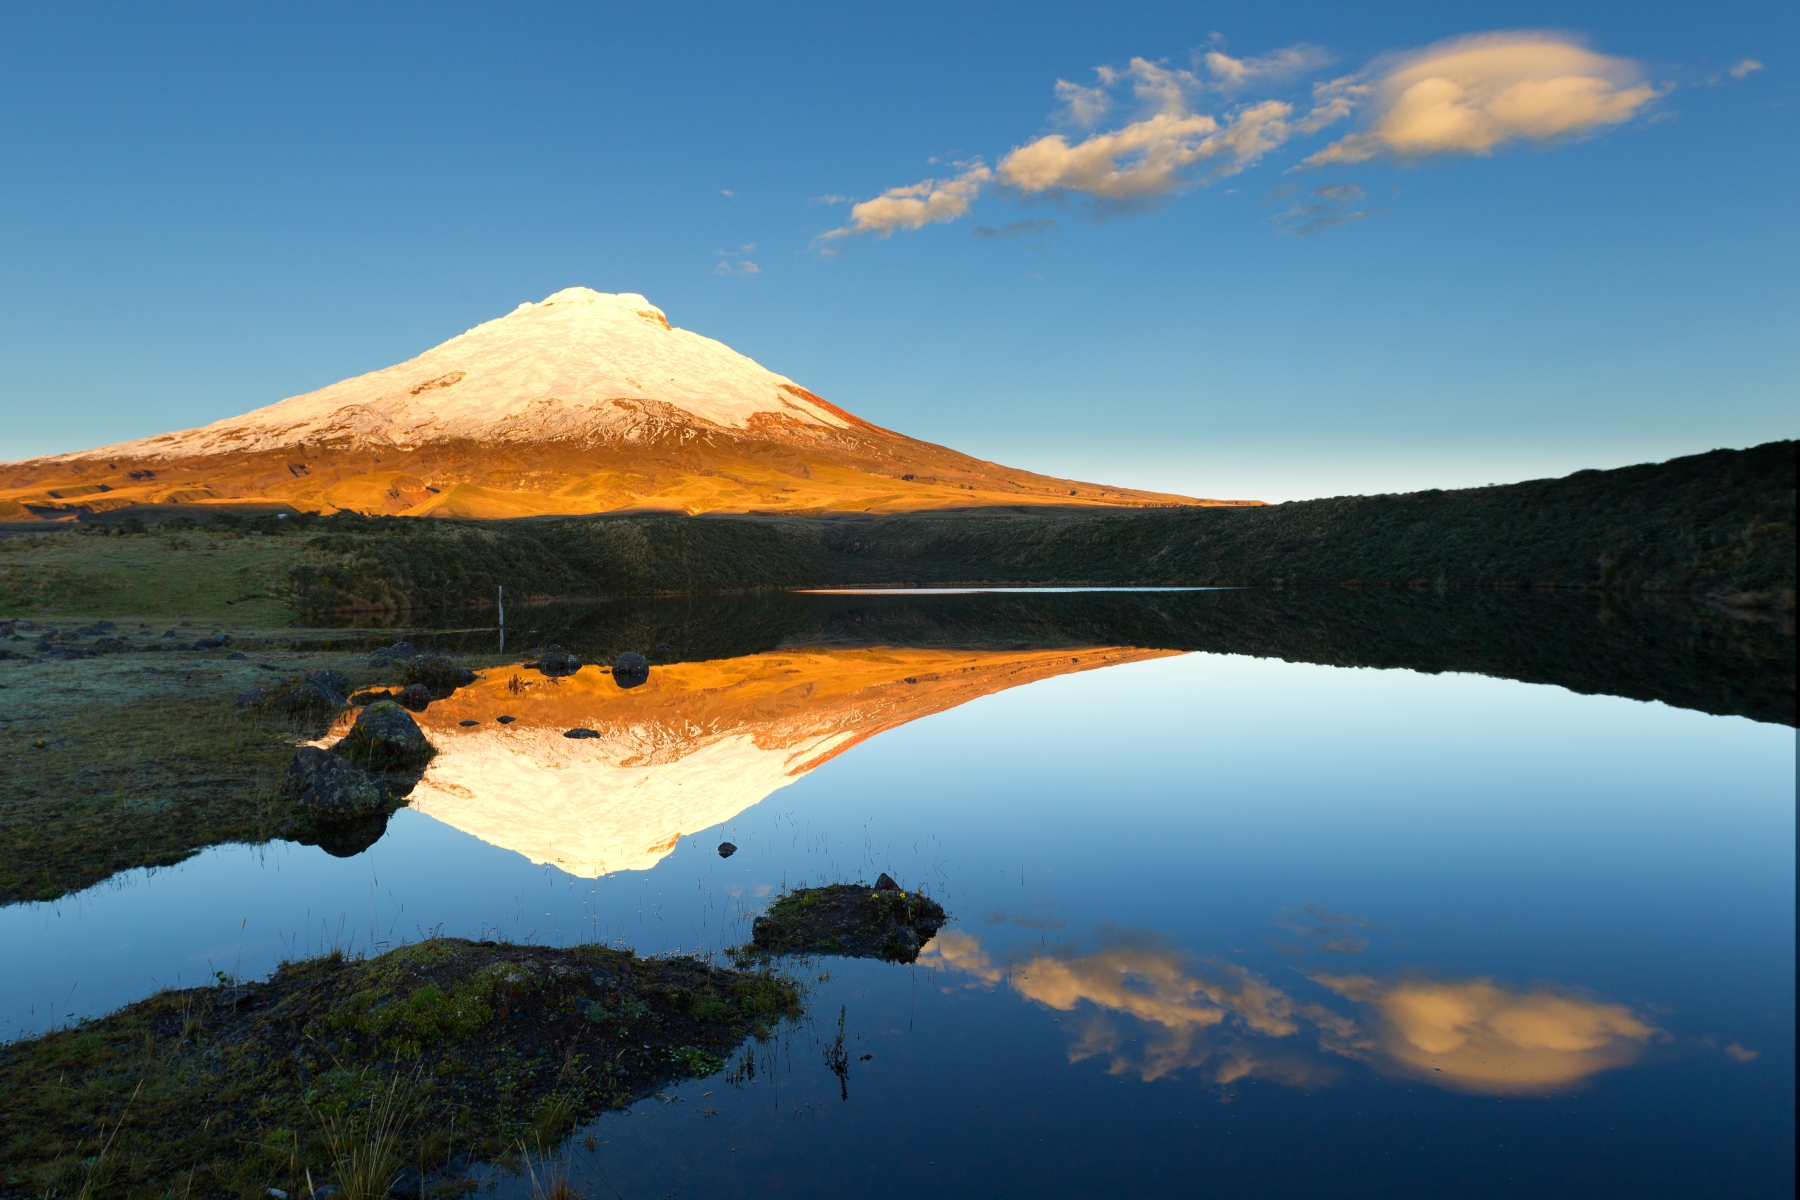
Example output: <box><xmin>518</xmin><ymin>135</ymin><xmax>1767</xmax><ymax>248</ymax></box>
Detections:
<box><xmin>2</xmin><ymin>442</ymin><xmax>1790</xmax><ymax>622</ymax></box>
<box><xmin>0</xmin><ymin>937</ymin><xmax>801</xmax><ymax>1199</ymax></box>
<box><xmin>0</xmin><ymin>623</ymin><xmax>513</xmax><ymax>903</ymax></box>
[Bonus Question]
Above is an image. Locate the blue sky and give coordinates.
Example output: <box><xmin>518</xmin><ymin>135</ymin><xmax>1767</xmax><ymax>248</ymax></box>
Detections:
<box><xmin>0</xmin><ymin>1</ymin><xmax>1792</xmax><ymax>501</ymax></box>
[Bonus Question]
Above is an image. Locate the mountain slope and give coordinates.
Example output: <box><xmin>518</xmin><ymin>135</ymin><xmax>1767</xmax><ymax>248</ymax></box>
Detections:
<box><xmin>1</xmin><ymin>288</ymin><xmax>1249</xmax><ymax>519</ymax></box>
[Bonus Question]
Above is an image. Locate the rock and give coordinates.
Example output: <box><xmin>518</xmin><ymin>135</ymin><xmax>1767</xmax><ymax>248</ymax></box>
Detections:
<box><xmin>496</xmin><ymin>714</ymin><xmax>516</xmax><ymax>724</ymax></box>
<box><xmin>875</xmin><ymin>872</ymin><xmax>900</xmax><ymax>891</ymax></box>
<box><xmin>334</xmin><ymin>700</ymin><xmax>434</xmax><ymax>771</ymax></box>
<box><xmin>307</xmin><ymin>668</ymin><xmax>352</xmax><ymax>696</ymax></box>
<box><xmin>387</xmin><ymin>1165</ymin><xmax>423</xmax><ymax>1200</ymax></box>
<box><xmin>368</xmin><ymin>640</ymin><xmax>418</xmax><ymax>665</ymax></box>
<box><xmin>395</xmin><ymin>683</ymin><xmax>432</xmax><ymax>712</ymax></box>
<box><xmin>74</xmin><ymin>621</ymin><xmax>116</xmax><ymax>636</ymax></box>
<box><xmin>749</xmin><ymin>882</ymin><xmax>948</xmax><ymax>964</ymax></box>
<box><xmin>563</xmin><ymin>727</ymin><xmax>601</xmax><ymax>739</ymax></box>
<box><xmin>613</xmin><ymin>652</ymin><xmax>650</xmax><ymax>689</ymax></box>
<box><xmin>349</xmin><ymin>689</ymin><xmax>391</xmax><ymax>705</ymax></box>
<box><xmin>273</xmin><ymin>679</ymin><xmax>346</xmax><ymax>714</ymax></box>
<box><xmin>284</xmin><ymin>746</ymin><xmax>391</xmax><ymax>815</ymax></box>
<box><xmin>193</xmin><ymin>633</ymin><xmax>231</xmax><ymax>650</ymax></box>
<box><xmin>538</xmin><ymin>650</ymin><xmax>581</xmax><ymax>677</ymax></box>
<box><xmin>313</xmin><ymin>1185</ymin><xmax>345</xmax><ymax>1200</ymax></box>
<box><xmin>458</xmin><ymin>719</ymin><xmax>479</xmax><ymax>727</ymax></box>
<box><xmin>654</xmin><ymin>642</ymin><xmax>673</xmax><ymax>655</ymax></box>
<box><xmin>227</xmin><ymin>650</ymin><xmax>248</xmax><ymax>660</ymax></box>
<box><xmin>403</xmin><ymin>654</ymin><xmax>465</xmax><ymax>699</ymax></box>
<box><xmin>234</xmin><ymin>688</ymin><xmax>265</xmax><ymax>707</ymax></box>
<box><xmin>718</xmin><ymin>842</ymin><xmax>737</xmax><ymax>858</ymax></box>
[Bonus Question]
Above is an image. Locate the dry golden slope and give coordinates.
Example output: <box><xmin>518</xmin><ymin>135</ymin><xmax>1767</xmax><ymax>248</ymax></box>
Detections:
<box><xmin>325</xmin><ymin>645</ymin><xmax>1178</xmax><ymax>876</ymax></box>
<box><xmin>1</xmin><ymin>288</ymin><xmax>1258</xmax><ymax>519</ymax></box>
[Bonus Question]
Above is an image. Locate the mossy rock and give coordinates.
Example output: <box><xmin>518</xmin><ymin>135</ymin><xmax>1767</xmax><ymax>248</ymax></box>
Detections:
<box><xmin>0</xmin><ymin>938</ymin><xmax>803</xmax><ymax>1197</ymax></box>
<box><xmin>402</xmin><ymin>653</ymin><xmax>472</xmax><ymax>699</ymax></box>
<box><xmin>333</xmin><ymin>700</ymin><xmax>434</xmax><ymax>771</ymax></box>
<box><xmin>749</xmin><ymin>879</ymin><xmax>948</xmax><ymax>963</ymax></box>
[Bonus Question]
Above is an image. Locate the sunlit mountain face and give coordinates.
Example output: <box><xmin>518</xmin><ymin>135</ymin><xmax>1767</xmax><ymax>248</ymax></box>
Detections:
<box><xmin>0</xmin><ymin>288</ymin><xmax>1248</xmax><ymax>520</ymax></box>
<box><xmin>373</xmin><ymin>645</ymin><xmax>1178</xmax><ymax>875</ymax></box>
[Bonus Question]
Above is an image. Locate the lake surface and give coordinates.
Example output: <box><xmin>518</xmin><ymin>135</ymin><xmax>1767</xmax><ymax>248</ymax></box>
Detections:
<box><xmin>4</xmin><ymin>590</ymin><xmax>1793</xmax><ymax>1197</ymax></box>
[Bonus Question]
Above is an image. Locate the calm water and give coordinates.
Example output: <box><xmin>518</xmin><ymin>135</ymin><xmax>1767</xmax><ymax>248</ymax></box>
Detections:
<box><xmin>4</xmin><ymin>591</ymin><xmax>1793</xmax><ymax>1198</ymax></box>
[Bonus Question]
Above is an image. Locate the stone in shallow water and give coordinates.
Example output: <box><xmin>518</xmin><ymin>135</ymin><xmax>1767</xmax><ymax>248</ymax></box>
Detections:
<box><xmin>495</xmin><ymin>714</ymin><xmax>516</xmax><ymax>724</ymax></box>
<box><xmin>538</xmin><ymin>650</ymin><xmax>581</xmax><ymax>677</ymax></box>
<box><xmin>395</xmin><ymin>683</ymin><xmax>432</xmax><ymax>712</ymax></box>
<box><xmin>334</xmin><ymin>700</ymin><xmax>434</xmax><ymax>771</ymax></box>
<box><xmin>749</xmin><ymin>881</ymin><xmax>947</xmax><ymax>964</ymax></box>
<box><xmin>284</xmin><ymin>746</ymin><xmax>391</xmax><ymax>816</ymax></box>
<box><xmin>564</xmin><ymin>727</ymin><xmax>601</xmax><ymax>739</ymax></box>
<box><xmin>613</xmin><ymin>651</ymin><xmax>650</xmax><ymax>688</ymax></box>
<box><xmin>718</xmin><ymin>842</ymin><xmax>737</xmax><ymax>858</ymax></box>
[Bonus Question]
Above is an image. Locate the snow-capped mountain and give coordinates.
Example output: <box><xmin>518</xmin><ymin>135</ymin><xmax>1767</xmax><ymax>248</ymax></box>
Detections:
<box><xmin>2</xmin><ymin>288</ymin><xmax>1252</xmax><ymax>519</ymax></box>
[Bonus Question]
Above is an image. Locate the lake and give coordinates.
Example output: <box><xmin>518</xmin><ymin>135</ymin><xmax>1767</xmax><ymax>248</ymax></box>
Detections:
<box><xmin>4</xmin><ymin>589</ymin><xmax>1793</xmax><ymax>1198</ymax></box>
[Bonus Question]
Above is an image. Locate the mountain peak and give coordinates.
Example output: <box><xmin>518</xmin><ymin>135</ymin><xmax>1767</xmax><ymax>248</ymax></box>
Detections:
<box><xmin>1</xmin><ymin>289</ymin><xmax>1252</xmax><ymax>519</ymax></box>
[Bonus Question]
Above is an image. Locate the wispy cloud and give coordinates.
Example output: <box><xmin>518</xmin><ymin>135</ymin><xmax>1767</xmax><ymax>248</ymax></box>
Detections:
<box><xmin>819</xmin><ymin>31</ymin><xmax>1663</xmax><ymax>242</ymax></box>
<box><xmin>1304</xmin><ymin>32</ymin><xmax>1662</xmax><ymax>165</ymax></box>
<box><xmin>1729</xmin><ymin>58</ymin><xmax>1764</xmax><ymax>79</ymax></box>
<box><xmin>818</xmin><ymin>163</ymin><xmax>992</xmax><ymax>240</ymax></box>
<box><xmin>972</xmin><ymin>219</ymin><xmax>1059</xmax><ymax>240</ymax></box>
<box><xmin>712</xmin><ymin>246</ymin><xmax>760</xmax><ymax>276</ymax></box>
<box><xmin>1269</xmin><ymin>183</ymin><xmax>1388</xmax><ymax>236</ymax></box>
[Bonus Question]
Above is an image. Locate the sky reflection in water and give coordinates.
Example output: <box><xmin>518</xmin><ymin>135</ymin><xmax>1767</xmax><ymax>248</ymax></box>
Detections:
<box><xmin>2</xmin><ymin>596</ymin><xmax>1792</xmax><ymax>1197</ymax></box>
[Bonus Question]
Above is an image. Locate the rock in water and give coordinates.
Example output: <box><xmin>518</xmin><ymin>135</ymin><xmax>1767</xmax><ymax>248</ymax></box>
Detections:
<box><xmin>537</xmin><ymin>650</ymin><xmax>581</xmax><ymax>677</ymax></box>
<box><xmin>334</xmin><ymin>700</ymin><xmax>435</xmax><ymax>770</ymax></box>
<box><xmin>875</xmin><ymin>872</ymin><xmax>899</xmax><ymax>891</ymax></box>
<box><xmin>613</xmin><ymin>652</ymin><xmax>650</xmax><ymax>689</ymax></box>
<box><xmin>749</xmin><ymin>882</ymin><xmax>947</xmax><ymax>964</ymax></box>
<box><xmin>395</xmin><ymin>683</ymin><xmax>432</xmax><ymax>712</ymax></box>
<box><xmin>563</xmin><ymin>727</ymin><xmax>601</xmax><ymax>739</ymax></box>
<box><xmin>718</xmin><ymin>842</ymin><xmax>737</xmax><ymax>858</ymax></box>
<box><xmin>403</xmin><ymin>654</ymin><xmax>465</xmax><ymax>699</ymax></box>
<box><xmin>284</xmin><ymin>746</ymin><xmax>391</xmax><ymax>816</ymax></box>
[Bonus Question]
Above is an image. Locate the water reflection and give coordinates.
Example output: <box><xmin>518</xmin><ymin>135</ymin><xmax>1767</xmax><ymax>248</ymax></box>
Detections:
<box><xmin>396</xmin><ymin>646</ymin><xmax>1176</xmax><ymax>874</ymax></box>
<box><xmin>919</xmin><ymin>929</ymin><xmax>1663</xmax><ymax>1095</ymax></box>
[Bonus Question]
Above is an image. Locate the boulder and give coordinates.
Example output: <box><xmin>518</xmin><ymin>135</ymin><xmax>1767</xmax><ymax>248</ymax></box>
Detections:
<box><xmin>537</xmin><ymin>650</ymin><xmax>581</xmax><ymax>678</ymax></box>
<box><xmin>368</xmin><ymin>640</ymin><xmax>418</xmax><ymax>666</ymax></box>
<box><xmin>563</xmin><ymin>727</ymin><xmax>601</xmax><ymax>739</ymax></box>
<box><xmin>349</xmin><ymin>689</ymin><xmax>391</xmax><ymax>706</ymax></box>
<box><xmin>273</xmin><ymin>679</ymin><xmax>346</xmax><ymax>714</ymax></box>
<box><xmin>718</xmin><ymin>842</ymin><xmax>737</xmax><ymax>858</ymax></box>
<box><xmin>284</xmin><ymin>746</ymin><xmax>391</xmax><ymax>816</ymax></box>
<box><xmin>496</xmin><ymin>714</ymin><xmax>516</xmax><ymax>724</ymax></box>
<box><xmin>334</xmin><ymin>700</ymin><xmax>434</xmax><ymax>771</ymax></box>
<box><xmin>193</xmin><ymin>633</ymin><xmax>231</xmax><ymax>650</ymax></box>
<box><xmin>394</xmin><ymin>683</ymin><xmax>432</xmax><ymax>712</ymax></box>
<box><xmin>875</xmin><ymin>872</ymin><xmax>900</xmax><ymax>892</ymax></box>
<box><xmin>403</xmin><ymin>654</ymin><xmax>465</xmax><ymax>699</ymax></box>
<box><xmin>234</xmin><ymin>688</ymin><xmax>265</xmax><ymax>707</ymax></box>
<box><xmin>307</xmin><ymin>668</ymin><xmax>352</xmax><ymax>696</ymax></box>
<box><xmin>612</xmin><ymin>652</ymin><xmax>650</xmax><ymax>689</ymax></box>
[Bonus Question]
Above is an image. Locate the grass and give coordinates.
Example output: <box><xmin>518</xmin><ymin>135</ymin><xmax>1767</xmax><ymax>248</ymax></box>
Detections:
<box><xmin>0</xmin><ymin>620</ymin><xmax>513</xmax><ymax>903</ymax></box>
<box><xmin>0</xmin><ymin>522</ymin><xmax>307</xmax><ymax>622</ymax></box>
<box><xmin>0</xmin><ymin>938</ymin><xmax>804</xmax><ymax>1200</ymax></box>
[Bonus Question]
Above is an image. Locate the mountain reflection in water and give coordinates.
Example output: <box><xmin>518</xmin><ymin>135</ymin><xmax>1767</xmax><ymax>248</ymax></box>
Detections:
<box><xmin>918</xmin><ymin>930</ymin><xmax>1663</xmax><ymax>1095</ymax></box>
<box><xmin>400</xmin><ymin>646</ymin><xmax>1175</xmax><ymax>874</ymax></box>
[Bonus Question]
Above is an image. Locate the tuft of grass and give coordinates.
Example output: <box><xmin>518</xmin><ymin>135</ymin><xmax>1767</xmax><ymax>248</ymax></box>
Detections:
<box><xmin>312</xmin><ymin>1073</ymin><xmax>417</xmax><ymax>1200</ymax></box>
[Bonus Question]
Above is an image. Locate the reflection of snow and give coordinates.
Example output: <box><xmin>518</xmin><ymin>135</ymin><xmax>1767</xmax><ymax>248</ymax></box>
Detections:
<box><xmin>410</xmin><ymin>728</ymin><xmax>855</xmax><ymax>875</ymax></box>
<box><xmin>404</xmin><ymin>646</ymin><xmax>1175</xmax><ymax>877</ymax></box>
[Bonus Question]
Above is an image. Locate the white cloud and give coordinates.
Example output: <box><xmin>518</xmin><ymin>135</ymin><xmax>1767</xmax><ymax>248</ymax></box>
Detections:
<box><xmin>1204</xmin><ymin>43</ymin><xmax>1333</xmax><ymax>91</ymax></box>
<box><xmin>712</xmin><ymin>260</ymin><xmax>760</xmax><ymax>277</ymax></box>
<box><xmin>721</xmin><ymin>189</ymin><xmax>736</xmax><ymax>199</ymax></box>
<box><xmin>1729</xmin><ymin>58</ymin><xmax>1764</xmax><ymax>79</ymax></box>
<box><xmin>996</xmin><ymin>98</ymin><xmax>1294</xmax><ymax>205</ymax></box>
<box><xmin>1053</xmin><ymin>77</ymin><xmax>1112</xmax><ymax>127</ymax></box>
<box><xmin>1306</xmin><ymin>32</ymin><xmax>1662</xmax><ymax>165</ymax></box>
<box><xmin>819</xmin><ymin>163</ymin><xmax>992</xmax><ymax>239</ymax></box>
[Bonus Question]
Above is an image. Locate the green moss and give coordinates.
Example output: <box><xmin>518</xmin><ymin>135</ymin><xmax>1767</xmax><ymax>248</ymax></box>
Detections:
<box><xmin>0</xmin><ymin>938</ymin><xmax>804</xmax><ymax>1198</ymax></box>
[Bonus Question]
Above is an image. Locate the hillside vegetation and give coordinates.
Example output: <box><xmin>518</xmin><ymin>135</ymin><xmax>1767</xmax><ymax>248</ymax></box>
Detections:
<box><xmin>281</xmin><ymin>440</ymin><xmax>1793</xmax><ymax>617</ymax></box>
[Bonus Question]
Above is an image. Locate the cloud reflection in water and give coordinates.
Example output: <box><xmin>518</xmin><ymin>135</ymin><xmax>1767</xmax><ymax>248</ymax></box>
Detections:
<box><xmin>919</xmin><ymin>929</ymin><xmax>1661</xmax><ymax>1094</ymax></box>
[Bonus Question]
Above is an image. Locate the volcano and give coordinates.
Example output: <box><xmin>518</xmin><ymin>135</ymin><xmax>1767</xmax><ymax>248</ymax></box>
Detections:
<box><xmin>1</xmin><ymin>288</ymin><xmax>1255</xmax><ymax>520</ymax></box>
